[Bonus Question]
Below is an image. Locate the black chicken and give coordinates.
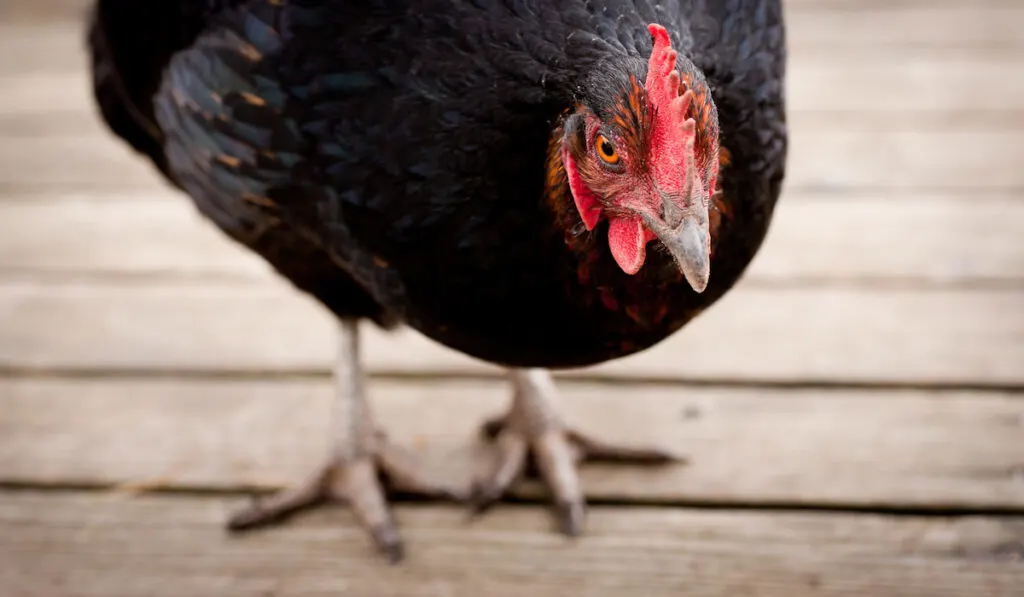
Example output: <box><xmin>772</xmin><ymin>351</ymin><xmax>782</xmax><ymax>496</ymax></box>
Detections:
<box><xmin>88</xmin><ymin>0</ymin><xmax>787</xmax><ymax>561</ymax></box>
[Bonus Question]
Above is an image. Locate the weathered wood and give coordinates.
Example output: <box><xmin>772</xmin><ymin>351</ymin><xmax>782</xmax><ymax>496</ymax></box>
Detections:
<box><xmin>2</xmin><ymin>377</ymin><xmax>1022</xmax><ymax>509</ymax></box>
<box><xmin>4</xmin><ymin>2</ymin><xmax>1022</xmax><ymax>56</ymax></box>
<box><xmin>0</xmin><ymin>193</ymin><xmax>272</xmax><ymax>279</ymax></box>
<box><xmin>6</xmin><ymin>55</ymin><xmax>1023</xmax><ymax>124</ymax></box>
<box><xmin>2</xmin><ymin>491</ymin><xmax>1022</xmax><ymax>597</ymax></box>
<box><xmin>2</xmin><ymin>16</ymin><xmax>1021</xmax><ymax>194</ymax></box>
<box><xmin>3</xmin><ymin>127</ymin><xmax>1022</xmax><ymax>192</ymax></box>
<box><xmin>0</xmin><ymin>280</ymin><xmax>1020</xmax><ymax>386</ymax></box>
<box><xmin>0</xmin><ymin>72</ymin><xmax>95</xmax><ymax>119</ymax></box>
<box><xmin>787</xmin><ymin>6</ymin><xmax>1024</xmax><ymax>51</ymax></box>
<box><xmin>0</xmin><ymin>134</ymin><xmax>164</xmax><ymax>189</ymax></box>
<box><xmin>3</xmin><ymin>192</ymin><xmax>1020</xmax><ymax>284</ymax></box>
<box><xmin>788</xmin><ymin>58</ymin><xmax>1024</xmax><ymax>115</ymax></box>
<box><xmin>752</xmin><ymin>196</ymin><xmax>1024</xmax><ymax>284</ymax></box>
<box><xmin>787</xmin><ymin>129</ymin><xmax>1023</xmax><ymax>191</ymax></box>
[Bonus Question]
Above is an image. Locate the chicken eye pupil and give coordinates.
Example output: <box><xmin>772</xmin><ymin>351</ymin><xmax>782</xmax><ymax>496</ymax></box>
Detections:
<box><xmin>594</xmin><ymin>133</ymin><xmax>619</xmax><ymax>165</ymax></box>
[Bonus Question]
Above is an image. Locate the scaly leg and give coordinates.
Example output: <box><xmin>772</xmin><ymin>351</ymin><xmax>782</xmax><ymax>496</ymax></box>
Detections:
<box><xmin>227</xmin><ymin>318</ymin><xmax>465</xmax><ymax>563</ymax></box>
<box><xmin>471</xmin><ymin>368</ymin><xmax>683</xmax><ymax>535</ymax></box>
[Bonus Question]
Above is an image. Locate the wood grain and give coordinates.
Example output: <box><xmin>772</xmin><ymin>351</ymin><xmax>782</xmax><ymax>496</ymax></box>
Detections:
<box><xmin>2</xmin><ymin>16</ymin><xmax>1021</xmax><ymax>195</ymax></box>
<box><xmin>0</xmin><ymin>280</ymin><xmax>1020</xmax><ymax>386</ymax></box>
<box><xmin>0</xmin><ymin>3</ymin><xmax>1020</xmax><ymax>596</ymax></box>
<box><xmin>2</xmin><ymin>491</ymin><xmax>1022</xmax><ymax>597</ymax></box>
<box><xmin>2</xmin><ymin>192</ymin><xmax>1020</xmax><ymax>285</ymax></box>
<box><xmin>0</xmin><ymin>193</ymin><xmax>272</xmax><ymax>279</ymax></box>
<box><xmin>751</xmin><ymin>196</ymin><xmax>1024</xmax><ymax>284</ymax></box>
<box><xmin>786</xmin><ymin>6</ymin><xmax>1024</xmax><ymax>51</ymax></box>
<box><xmin>2</xmin><ymin>377</ymin><xmax>1022</xmax><ymax>509</ymax></box>
<box><xmin>4</xmin><ymin>2</ymin><xmax>1022</xmax><ymax>51</ymax></box>
<box><xmin>3</xmin><ymin>126</ymin><xmax>1022</xmax><ymax>192</ymax></box>
<box><xmin>6</xmin><ymin>56</ymin><xmax>1023</xmax><ymax>124</ymax></box>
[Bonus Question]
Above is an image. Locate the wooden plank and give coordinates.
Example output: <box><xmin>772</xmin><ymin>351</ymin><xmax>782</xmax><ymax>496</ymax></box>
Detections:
<box><xmin>4</xmin><ymin>4</ymin><xmax>1022</xmax><ymax>61</ymax></box>
<box><xmin>751</xmin><ymin>196</ymin><xmax>1024</xmax><ymax>284</ymax></box>
<box><xmin>0</xmin><ymin>25</ymin><xmax>89</xmax><ymax>76</ymax></box>
<box><xmin>786</xmin><ymin>6</ymin><xmax>1024</xmax><ymax>51</ymax></box>
<box><xmin>0</xmin><ymin>134</ymin><xmax>164</xmax><ymax>190</ymax></box>
<box><xmin>2</xmin><ymin>492</ymin><xmax>1022</xmax><ymax>597</ymax></box>
<box><xmin>2</xmin><ymin>21</ymin><xmax>1021</xmax><ymax>193</ymax></box>
<box><xmin>2</xmin><ymin>377</ymin><xmax>1022</xmax><ymax>509</ymax></box>
<box><xmin>9</xmin><ymin>0</ymin><xmax>1014</xmax><ymax>15</ymax></box>
<box><xmin>0</xmin><ymin>1</ymin><xmax>89</xmax><ymax>25</ymax></box>
<box><xmin>787</xmin><ymin>129</ymin><xmax>1023</xmax><ymax>191</ymax></box>
<box><xmin>0</xmin><ymin>280</ymin><xmax>1020</xmax><ymax>386</ymax></box>
<box><xmin>2</xmin><ymin>126</ymin><xmax>1021</xmax><ymax>192</ymax></box>
<box><xmin>788</xmin><ymin>58</ymin><xmax>1024</xmax><ymax>115</ymax></box>
<box><xmin>0</xmin><ymin>193</ymin><xmax>271</xmax><ymax>279</ymax></box>
<box><xmin>2</xmin><ymin>192</ymin><xmax>1020</xmax><ymax>284</ymax></box>
<box><xmin>0</xmin><ymin>73</ymin><xmax>95</xmax><ymax>119</ymax></box>
<box><xmin>6</xmin><ymin>57</ymin><xmax>1024</xmax><ymax>123</ymax></box>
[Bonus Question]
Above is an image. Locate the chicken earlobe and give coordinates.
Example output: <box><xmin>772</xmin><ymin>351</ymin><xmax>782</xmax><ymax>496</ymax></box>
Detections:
<box><xmin>470</xmin><ymin>369</ymin><xmax>684</xmax><ymax>535</ymax></box>
<box><xmin>226</xmin><ymin>318</ymin><xmax>466</xmax><ymax>563</ymax></box>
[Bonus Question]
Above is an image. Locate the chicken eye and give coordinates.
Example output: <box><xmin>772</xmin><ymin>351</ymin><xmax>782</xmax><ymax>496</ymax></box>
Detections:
<box><xmin>595</xmin><ymin>135</ymin><xmax>620</xmax><ymax>165</ymax></box>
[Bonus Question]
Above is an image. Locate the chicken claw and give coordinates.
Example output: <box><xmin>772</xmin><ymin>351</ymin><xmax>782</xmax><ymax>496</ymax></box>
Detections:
<box><xmin>226</xmin><ymin>319</ymin><xmax>466</xmax><ymax>563</ymax></box>
<box><xmin>228</xmin><ymin>431</ymin><xmax>463</xmax><ymax>562</ymax></box>
<box><xmin>470</xmin><ymin>369</ymin><xmax>683</xmax><ymax>536</ymax></box>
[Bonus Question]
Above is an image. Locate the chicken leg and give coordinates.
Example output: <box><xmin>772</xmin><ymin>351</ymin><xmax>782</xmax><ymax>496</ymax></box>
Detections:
<box><xmin>226</xmin><ymin>318</ymin><xmax>464</xmax><ymax>562</ymax></box>
<box><xmin>470</xmin><ymin>368</ymin><xmax>683</xmax><ymax>535</ymax></box>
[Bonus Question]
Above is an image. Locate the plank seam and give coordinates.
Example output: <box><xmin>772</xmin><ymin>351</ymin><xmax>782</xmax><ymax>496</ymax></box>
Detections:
<box><xmin>1</xmin><ymin>367</ymin><xmax>1022</xmax><ymax>394</ymax></box>
<box><xmin>2</xmin><ymin>481</ymin><xmax>1023</xmax><ymax>518</ymax></box>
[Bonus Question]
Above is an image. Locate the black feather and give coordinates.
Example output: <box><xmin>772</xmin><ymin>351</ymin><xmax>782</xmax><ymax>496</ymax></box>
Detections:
<box><xmin>88</xmin><ymin>0</ymin><xmax>787</xmax><ymax>367</ymax></box>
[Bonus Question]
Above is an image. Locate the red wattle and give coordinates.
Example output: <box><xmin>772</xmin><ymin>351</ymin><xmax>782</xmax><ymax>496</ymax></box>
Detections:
<box><xmin>562</xmin><ymin>150</ymin><xmax>602</xmax><ymax>230</ymax></box>
<box><xmin>608</xmin><ymin>216</ymin><xmax>647</xmax><ymax>275</ymax></box>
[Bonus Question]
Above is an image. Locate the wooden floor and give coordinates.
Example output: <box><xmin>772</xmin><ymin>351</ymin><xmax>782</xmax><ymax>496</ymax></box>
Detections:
<box><xmin>1</xmin><ymin>1</ymin><xmax>1023</xmax><ymax>595</ymax></box>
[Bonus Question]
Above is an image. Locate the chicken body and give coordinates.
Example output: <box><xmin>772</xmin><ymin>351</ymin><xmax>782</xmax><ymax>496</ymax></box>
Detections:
<box><xmin>88</xmin><ymin>0</ymin><xmax>787</xmax><ymax>561</ymax></box>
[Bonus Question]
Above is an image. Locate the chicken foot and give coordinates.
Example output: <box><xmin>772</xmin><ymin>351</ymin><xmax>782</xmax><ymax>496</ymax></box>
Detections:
<box><xmin>226</xmin><ymin>318</ymin><xmax>465</xmax><ymax>563</ymax></box>
<box><xmin>470</xmin><ymin>368</ymin><xmax>683</xmax><ymax>535</ymax></box>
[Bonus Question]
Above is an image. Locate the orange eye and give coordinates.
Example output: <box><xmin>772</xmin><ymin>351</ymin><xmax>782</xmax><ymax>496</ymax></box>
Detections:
<box><xmin>595</xmin><ymin>135</ymin><xmax>619</xmax><ymax>165</ymax></box>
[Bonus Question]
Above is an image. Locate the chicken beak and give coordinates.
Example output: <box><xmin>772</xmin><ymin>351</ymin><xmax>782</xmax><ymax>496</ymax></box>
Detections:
<box><xmin>668</xmin><ymin>215</ymin><xmax>711</xmax><ymax>293</ymax></box>
<box><xmin>640</xmin><ymin>206</ymin><xmax>711</xmax><ymax>293</ymax></box>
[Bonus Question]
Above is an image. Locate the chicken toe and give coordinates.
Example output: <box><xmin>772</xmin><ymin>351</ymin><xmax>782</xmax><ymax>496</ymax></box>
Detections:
<box><xmin>470</xmin><ymin>368</ymin><xmax>683</xmax><ymax>536</ymax></box>
<box><xmin>228</xmin><ymin>432</ymin><xmax>461</xmax><ymax>562</ymax></box>
<box><xmin>226</xmin><ymin>319</ymin><xmax>465</xmax><ymax>563</ymax></box>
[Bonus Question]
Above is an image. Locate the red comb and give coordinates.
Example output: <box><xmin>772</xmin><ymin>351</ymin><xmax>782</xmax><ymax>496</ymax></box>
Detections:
<box><xmin>645</xmin><ymin>24</ymin><xmax>694</xmax><ymax>137</ymax></box>
<box><xmin>645</xmin><ymin>24</ymin><xmax>697</xmax><ymax>194</ymax></box>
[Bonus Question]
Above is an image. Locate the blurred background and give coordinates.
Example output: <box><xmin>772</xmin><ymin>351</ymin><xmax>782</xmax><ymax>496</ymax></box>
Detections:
<box><xmin>0</xmin><ymin>0</ymin><xmax>1022</xmax><ymax>595</ymax></box>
